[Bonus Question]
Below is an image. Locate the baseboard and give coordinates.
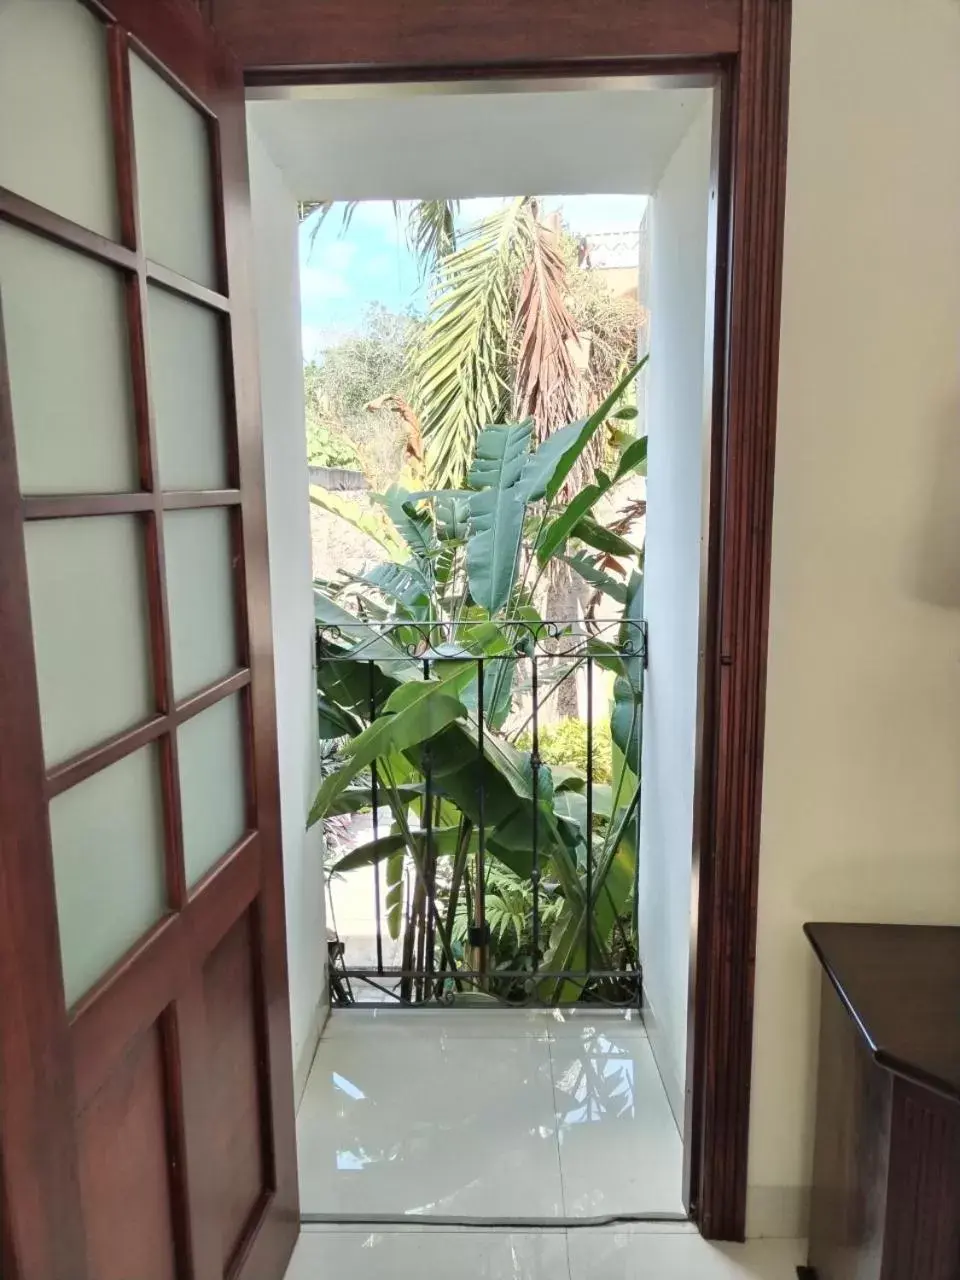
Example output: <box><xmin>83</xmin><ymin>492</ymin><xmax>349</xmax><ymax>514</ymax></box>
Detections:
<box><xmin>745</xmin><ymin>1184</ymin><xmax>810</xmax><ymax>1239</ymax></box>
<box><xmin>641</xmin><ymin>996</ymin><xmax>685</xmax><ymax>1133</ymax></box>
<box><xmin>293</xmin><ymin>996</ymin><xmax>329</xmax><ymax>1109</ymax></box>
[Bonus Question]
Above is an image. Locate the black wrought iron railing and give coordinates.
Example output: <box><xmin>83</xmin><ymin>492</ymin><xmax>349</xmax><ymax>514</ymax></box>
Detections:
<box><xmin>315</xmin><ymin>618</ymin><xmax>645</xmax><ymax>1008</ymax></box>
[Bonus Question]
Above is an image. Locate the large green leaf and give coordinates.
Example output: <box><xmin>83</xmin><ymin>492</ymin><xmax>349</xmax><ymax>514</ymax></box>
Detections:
<box><xmin>331</xmin><ymin>824</ymin><xmax>468</xmax><ymax>873</ymax></box>
<box><xmin>572</xmin><ymin>518</ymin><xmax>639</xmax><ymax>560</ymax></box>
<box><xmin>536</xmin><ymin>357</ymin><xmax>648</xmax><ymax>504</ymax></box>
<box><xmin>466</xmin><ymin>420</ymin><xmax>533</xmax><ymax>614</ymax></box>
<box><xmin>536</xmin><ymin>473</ymin><xmax>613</xmax><ymax>565</ymax></box>
<box><xmin>323</xmin><ymin>783</ymin><xmax>423</xmax><ymax>816</ymax></box>
<box><xmin>317</xmin><ymin>696</ymin><xmax>363</xmax><ymax>740</ymax></box>
<box><xmin>564</xmin><ymin>553</ymin><xmax>628</xmax><ymax>604</ymax></box>
<box><xmin>610</xmin><ymin>571</ymin><xmax>645</xmax><ymax>764</ymax></box>
<box><xmin>309</xmin><ymin>666</ymin><xmax>473</xmax><ymax>823</ymax></box>
<box><xmin>517</xmin><ymin>419</ymin><xmax>590</xmax><ymax>503</ymax></box>
<box><xmin>362</xmin><ymin>562</ymin><xmax>432</xmax><ymax>614</ymax></box>
<box><xmin>386</xmin><ymin>852</ymin><xmax>404</xmax><ymax>940</ymax></box>
<box><xmin>613</xmin><ymin>434</ymin><xmax>648</xmax><ymax>482</ymax></box>
<box><xmin>373</xmin><ymin>486</ymin><xmax>437</xmax><ymax>561</ymax></box>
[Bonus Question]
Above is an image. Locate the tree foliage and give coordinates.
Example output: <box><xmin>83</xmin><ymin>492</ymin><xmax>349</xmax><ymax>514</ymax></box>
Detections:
<box><xmin>312</xmin><ymin>362</ymin><xmax>647</xmax><ymax>1003</ymax></box>
<box><xmin>304</xmin><ymin>305</ymin><xmax>422</xmax><ymax>485</ymax></box>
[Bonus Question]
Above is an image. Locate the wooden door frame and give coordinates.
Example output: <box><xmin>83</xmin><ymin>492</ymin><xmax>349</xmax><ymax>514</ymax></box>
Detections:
<box><xmin>207</xmin><ymin>0</ymin><xmax>791</xmax><ymax>1241</ymax></box>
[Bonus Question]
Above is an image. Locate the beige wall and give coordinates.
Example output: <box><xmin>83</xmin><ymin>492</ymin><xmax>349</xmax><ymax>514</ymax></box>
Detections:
<box><xmin>747</xmin><ymin>0</ymin><xmax>960</xmax><ymax>1238</ymax></box>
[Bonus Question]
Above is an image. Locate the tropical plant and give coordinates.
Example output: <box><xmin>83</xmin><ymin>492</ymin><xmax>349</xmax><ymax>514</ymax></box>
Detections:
<box><xmin>516</xmin><ymin>718</ymin><xmax>614</xmax><ymax>787</ymax></box>
<box><xmin>414</xmin><ymin>200</ymin><xmax>640</xmax><ymax>490</ymax></box>
<box><xmin>303</xmin><ymin>305</ymin><xmax>423</xmax><ymax>487</ymax></box>
<box><xmin>309</xmin><ymin>361</ymin><xmax>648</xmax><ymax>1004</ymax></box>
<box><xmin>300</xmin><ymin>200</ymin><xmax>640</xmax><ymax>494</ymax></box>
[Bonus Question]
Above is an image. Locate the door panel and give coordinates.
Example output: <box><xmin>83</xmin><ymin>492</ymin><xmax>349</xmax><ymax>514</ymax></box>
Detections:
<box><xmin>0</xmin><ymin>2</ymin><xmax>298</xmax><ymax>1278</ymax></box>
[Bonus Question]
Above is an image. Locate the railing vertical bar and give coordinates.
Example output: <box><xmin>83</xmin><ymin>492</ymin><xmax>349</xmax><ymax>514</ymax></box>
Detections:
<box><xmin>422</xmin><ymin>657</ymin><xmax>436</xmax><ymax>996</ymax></box>
<box><xmin>475</xmin><ymin>657</ymin><xmax>487</xmax><ymax>981</ymax></box>
<box><xmin>585</xmin><ymin>655</ymin><xmax>594</xmax><ymax>978</ymax></box>
<box><xmin>530</xmin><ymin>654</ymin><xmax>541</xmax><ymax>972</ymax></box>
<box><xmin>368</xmin><ymin>662</ymin><xmax>384</xmax><ymax>976</ymax></box>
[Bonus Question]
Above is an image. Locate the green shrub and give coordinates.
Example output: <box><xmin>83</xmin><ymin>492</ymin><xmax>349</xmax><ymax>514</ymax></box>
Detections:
<box><xmin>517</xmin><ymin>717</ymin><xmax>613</xmax><ymax>784</ymax></box>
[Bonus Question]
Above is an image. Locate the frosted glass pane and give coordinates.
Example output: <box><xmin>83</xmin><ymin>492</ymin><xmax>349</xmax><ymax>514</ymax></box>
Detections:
<box><xmin>49</xmin><ymin>745</ymin><xmax>167</xmax><ymax>1007</ymax></box>
<box><xmin>165</xmin><ymin>509</ymin><xmax>238</xmax><ymax>699</ymax></box>
<box><xmin>0</xmin><ymin>223</ymin><xmax>137</xmax><ymax>494</ymax></box>
<box><xmin>178</xmin><ymin>695</ymin><xmax>247</xmax><ymax>887</ymax></box>
<box><xmin>130</xmin><ymin>53</ymin><xmax>216</xmax><ymax>288</ymax></box>
<box><xmin>0</xmin><ymin>0</ymin><xmax>117</xmax><ymax>237</ymax></box>
<box><xmin>25</xmin><ymin>517</ymin><xmax>154</xmax><ymax>766</ymax></box>
<box><xmin>148</xmin><ymin>287</ymin><xmax>229</xmax><ymax>490</ymax></box>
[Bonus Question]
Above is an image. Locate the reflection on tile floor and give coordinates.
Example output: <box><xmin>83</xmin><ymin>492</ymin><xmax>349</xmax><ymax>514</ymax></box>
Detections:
<box><xmin>296</xmin><ymin>1009</ymin><xmax>684</xmax><ymax>1219</ymax></box>
<box><xmin>283</xmin><ymin>1227</ymin><xmax>807</xmax><ymax>1280</ymax></box>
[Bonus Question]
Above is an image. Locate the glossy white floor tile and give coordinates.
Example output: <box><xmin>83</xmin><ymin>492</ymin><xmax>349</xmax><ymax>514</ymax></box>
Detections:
<box><xmin>284</xmin><ymin>1229</ymin><xmax>570</xmax><ymax>1280</ymax></box>
<box><xmin>566</xmin><ymin>1231</ymin><xmax>806</xmax><ymax>1279</ymax></box>
<box><xmin>552</xmin><ymin>1022</ymin><xmax>684</xmax><ymax>1216</ymax></box>
<box><xmin>297</xmin><ymin>1019</ymin><xmax>564</xmax><ymax>1217</ymax></box>
<box><xmin>298</xmin><ymin>1011</ymin><xmax>684</xmax><ymax>1221</ymax></box>
<box><xmin>283</xmin><ymin>1228</ymin><xmax>806</xmax><ymax>1280</ymax></box>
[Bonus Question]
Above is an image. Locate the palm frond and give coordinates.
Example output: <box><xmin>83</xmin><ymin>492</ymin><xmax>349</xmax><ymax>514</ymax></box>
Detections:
<box><xmin>408</xmin><ymin>199</ymin><xmax>460</xmax><ymax>276</ymax></box>
<box><xmin>414</xmin><ymin>199</ymin><xmax>530</xmax><ymax>489</ymax></box>
<box><xmin>512</xmin><ymin>214</ymin><xmax>581</xmax><ymax>448</ymax></box>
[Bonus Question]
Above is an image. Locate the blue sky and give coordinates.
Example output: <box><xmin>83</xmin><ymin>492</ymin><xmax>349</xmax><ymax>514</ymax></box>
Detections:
<box><xmin>299</xmin><ymin>194</ymin><xmax>647</xmax><ymax>360</ymax></box>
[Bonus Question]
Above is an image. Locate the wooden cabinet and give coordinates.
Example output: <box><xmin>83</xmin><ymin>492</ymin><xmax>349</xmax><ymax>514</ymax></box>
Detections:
<box><xmin>802</xmin><ymin>924</ymin><xmax>960</xmax><ymax>1280</ymax></box>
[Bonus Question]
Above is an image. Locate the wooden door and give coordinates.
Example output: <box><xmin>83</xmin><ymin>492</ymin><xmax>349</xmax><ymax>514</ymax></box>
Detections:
<box><xmin>0</xmin><ymin>2</ymin><xmax>299</xmax><ymax>1279</ymax></box>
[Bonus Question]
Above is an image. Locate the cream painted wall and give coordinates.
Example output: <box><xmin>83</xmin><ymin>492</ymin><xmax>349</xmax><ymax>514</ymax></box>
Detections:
<box><xmin>248</xmin><ymin>124</ymin><xmax>328</xmax><ymax>1104</ymax></box>
<box><xmin>747</xmin><ymin>0</ymin><xmax>960</xmax><ymax>1238</ymax></box>
<box><xmin>638</xmin><ymin>99</ymin><xmax>713</xmax><ymax>1129</ymax></box>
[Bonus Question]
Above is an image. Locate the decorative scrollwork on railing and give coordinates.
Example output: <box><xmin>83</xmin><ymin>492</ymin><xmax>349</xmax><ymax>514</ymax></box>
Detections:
<box><xmin>316</xmin><ymin>617</ymin><xmax>646</xmax><ymax>663</ymax></box>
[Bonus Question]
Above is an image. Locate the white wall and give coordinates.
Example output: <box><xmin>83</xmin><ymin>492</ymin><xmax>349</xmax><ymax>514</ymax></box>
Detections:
<box><xmin>247</xmin><ymin>87</ymin><xmax>711</xmax><ymax>201</ymax></box>
<box><xmin>747</xmin><ymin>0</ymin><xmax>960</xmax><ymax>1238</ymax></box>
<box><xmin>637</xmin><ymin>100</ymin><xmax>713</xmax><ymax>1128</ymax></box>
<box><xmin>248</xmin><ymin>123</ymin><xmax>328</xmax><ymax>1103</ymax></box>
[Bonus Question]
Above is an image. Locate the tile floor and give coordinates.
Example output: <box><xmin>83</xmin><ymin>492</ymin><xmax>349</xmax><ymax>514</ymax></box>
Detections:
<box><xmin>296</xmin><ymin>1008</ymin><xmax>685</xmax><ymax>1221</ymax></box>
<box><xmin>283</xmin><ymin>1226</ymin><xmax>807</xmax><ymax>1280</ymax></box>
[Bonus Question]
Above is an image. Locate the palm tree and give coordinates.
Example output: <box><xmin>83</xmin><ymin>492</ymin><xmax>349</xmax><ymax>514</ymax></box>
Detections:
<box><xmin>298</xmin><ymin>197</ymin><xmax>641</xmax><ymax>491</ymax></box>
<box><xmin>411</xmin><ymin>198</ymin><xmax>639</xmax><ymax>490</ymax></box>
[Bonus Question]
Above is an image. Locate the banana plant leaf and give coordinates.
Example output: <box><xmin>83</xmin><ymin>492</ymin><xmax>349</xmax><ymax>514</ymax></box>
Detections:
<box><xmin>610</xmin><ymin>571</ymin><xmax>645</xmax><ymax>764</ymax></box>
<box><xmin>533</xmin><ymin>357</ymin><xmax>648</xmax><ymax>505</ymax></box>
<box><xmin>572</xmin><ymin>517</ymin><xmax>640</xmax><ymax>559</ymax></box>
<box><xmin>373</xmin><ymin>485</ymin><xmax>437</xmax><ymax>561</ymax></box>
<box><xmin>466</xmin><ymin>420</ymin><xmax>533</xmax><ymax>614</ymax></box>
<box><xmin>564</xmin><ymin>552</ymin><xmax>628</xmax><ymax>604</ymax></box>
<box><xmin>613</xmin><ymin>434</ymin><xmax>648</xmax><ymax>481</ymax></box>
<box><xmin>323</xmin><ymin>783</ymin><xmax>423</xmax><ymax>815</ymax></box>
<box><xmin>309</xmin><ymin>664</ymin><xmax>474</xmax><ymax>823</ymax></box>
<box><xmin>536</xmin><ymin>473</ymin><xmax>613</xmax><ymax>565</ymax></box>
<box><xmin>362</xmin><ymin>562</ymin><xmax>433</xmax><ymax>613</ymax></box>
<box><xmin>386</xmin><ymin>851</ymin><xmax>404</xmax><ymax>939</ymax></box>
<box><xmin>330</xmin><ymin>824</ymin><xmax>473</xmax><ymax>874</ymax></box>
<box><xmin>317</xmin><ymin>696</ymin><xmax>363</xmax><ymax>740</ymax></box>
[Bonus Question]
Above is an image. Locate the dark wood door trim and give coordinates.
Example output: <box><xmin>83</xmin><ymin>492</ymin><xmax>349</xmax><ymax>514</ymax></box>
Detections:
<box><xmin>206</xmin><ymin>0</ymin><xmax>792</xmax><ymax>1242</ymax></box>
<box><xmin>685</xmin><ymin>0</ymin><xmax>792</xmax><ymax>1239</ymax></box>
<box><xmin>208</xmin><ymin>0</ymin><xmax>742</xmax><ymax>74</ymax></box>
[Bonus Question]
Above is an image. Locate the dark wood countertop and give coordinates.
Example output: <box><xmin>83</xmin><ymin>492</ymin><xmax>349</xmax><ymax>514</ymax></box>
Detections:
<box><xmin>804</xmin><ymin>922</ymin><xmax>960</xmax><ymax>1104</ymax></box>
